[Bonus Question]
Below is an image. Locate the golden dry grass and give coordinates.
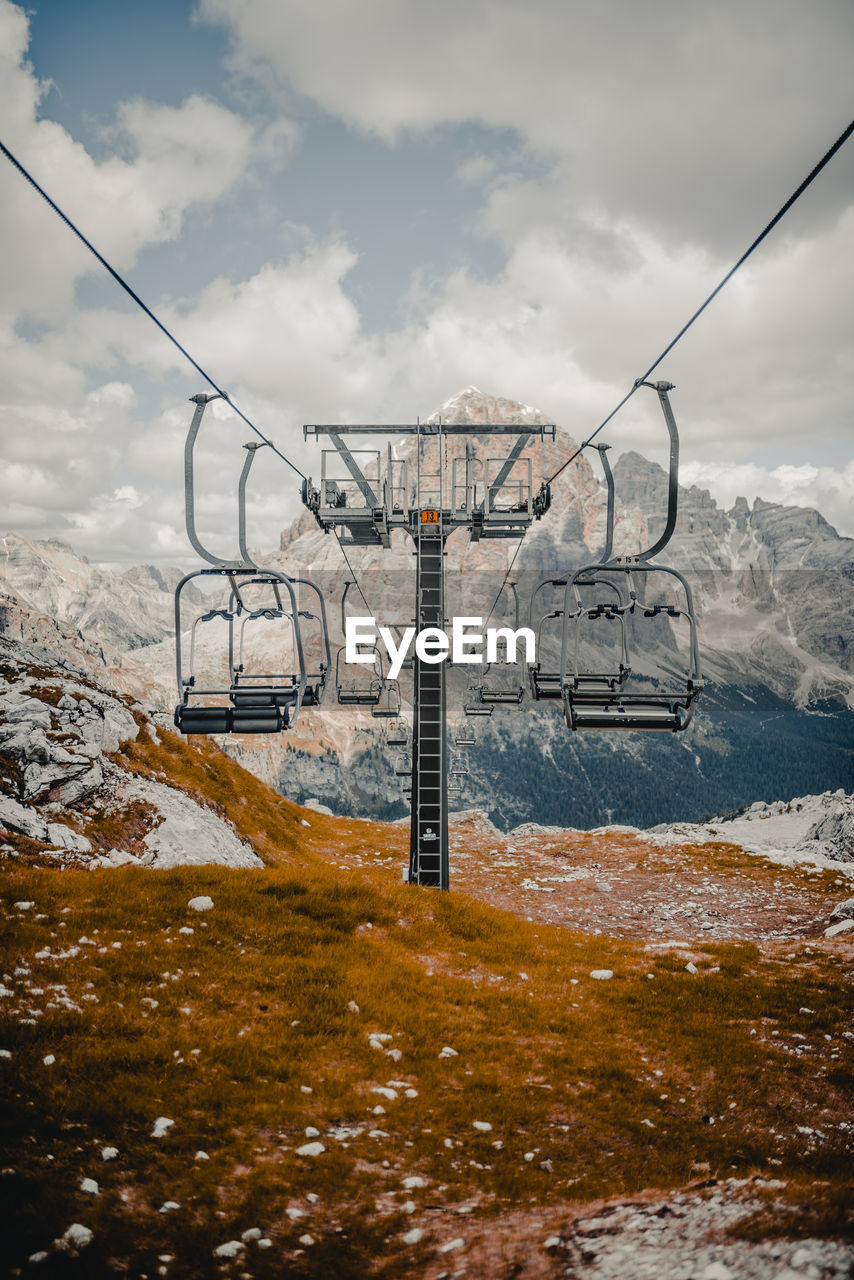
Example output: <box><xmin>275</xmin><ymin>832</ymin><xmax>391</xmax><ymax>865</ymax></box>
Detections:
<box><xmin>0</xmin><ymin>728</ymin><xmax>851</xmax><ymax>1275</ymax></box>
<box><xmin>1</xmin><ymin>853</ymin><xmax>851</xmax><ymax>1278</ymax></box>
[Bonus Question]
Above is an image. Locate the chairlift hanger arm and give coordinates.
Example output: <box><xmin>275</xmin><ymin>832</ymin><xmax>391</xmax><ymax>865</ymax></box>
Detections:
<box><xmin>635</xmin><ymin>381</ymin><xmax>679</xmax><ymax>563</ymax></box>
<box><xmin>237</xmin><ymin>440</ymin><xmax>268</xmax><ymax>569</ymax></box>
<box><xmin>593</xmin><ymin>444</ymin><xmax>615</xmax><ymax>564</ymax></box>
<box><xmin>184</xmin><ymin>393</ymin><xmax>242</xmax><ymax>569</ymax></box>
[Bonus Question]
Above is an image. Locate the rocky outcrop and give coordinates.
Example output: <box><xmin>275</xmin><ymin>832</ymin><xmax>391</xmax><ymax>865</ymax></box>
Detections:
<box><xmin>0</xmin><ymin>638</ymin><xmax>261</xmax><ymax>869</ymax></box>
<box><xmin>797</xmin><ymin>793</ymin><xmax>854</xmax><ymax>863</ymax></box>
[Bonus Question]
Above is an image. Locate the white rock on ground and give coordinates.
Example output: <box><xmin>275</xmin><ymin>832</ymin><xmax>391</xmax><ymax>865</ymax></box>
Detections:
<box><xmin>187</xmin><ymin>896</ymin><xmax>215</xmax><ymax>912</ymax></box>
<box><xmin>56</xmin><ymin>1224</ymin><xmax>93</xmax><ymax>1253</ymax></box>
<box><xmin>126</xmin><ymin>777</ymin><xmax>261</xmax><ymax>869</ymax></box>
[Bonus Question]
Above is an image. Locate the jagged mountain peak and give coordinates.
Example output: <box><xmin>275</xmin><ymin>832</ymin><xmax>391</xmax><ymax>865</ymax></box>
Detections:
<box><xmin>426</xmin><ymin>386</ymin><xmax>554</xmax><ymax>427</ymax></box>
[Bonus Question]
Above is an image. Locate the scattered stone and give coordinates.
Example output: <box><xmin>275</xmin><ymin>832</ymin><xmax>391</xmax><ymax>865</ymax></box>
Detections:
<box><xmin>213</xmin><ymin>1241</ymin><xmax>244</xmax><ymax>1259</ymax></box>
<box><xmin>79</xmin><ymin>1178</ymin><xmax>99</xmax><ymax>1195</ymax></box>
<box><xmin>151</xmin><ymin>1117</ymin><xmax>174</xmax><ymax>1138</ymax></box>
<box><xmin>824</xmin><ymin>918</ymin><xmax>854</xmax><ymax>938</ymax></box>
<box><xmin>296</xmin><ymin>1142</ymin><xmax>325</xmax><ymax>1157</ymax></box>
<box><xmin>56</xmin><ymin>1223</ymin><xmax>93</xmax><ymax>1253</ymax></box>
<box><xmin>590</xmin><ymin>970</ymin><xmax>613</xmax><ymax>981</ymax></box>
<box><xmin>187</xmin><ymin>896</ymin><xmax>214</xmax><ymax>913</ymax></box>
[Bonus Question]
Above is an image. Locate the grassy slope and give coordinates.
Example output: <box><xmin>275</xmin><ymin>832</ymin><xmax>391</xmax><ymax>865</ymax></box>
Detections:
<box><xmin>1</xmin><ymin>730</ymin><xmax>852</xmax><ymax>1277</ymax></box>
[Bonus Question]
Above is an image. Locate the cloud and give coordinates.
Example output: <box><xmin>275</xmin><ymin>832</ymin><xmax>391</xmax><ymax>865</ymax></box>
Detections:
<box><xmin>198</xmin><ymin>0</ymin><xmax>854</xmax><ymax>249</ymax></box>
<box><xmin>0</xmin><ymin>0</ymin><xmax>265</xmax><ymax>324</ymax></box>
<box><xmin>1</xmin><ymin>0</ymin><xmax>851</xmax><ymax>569</ymax></box>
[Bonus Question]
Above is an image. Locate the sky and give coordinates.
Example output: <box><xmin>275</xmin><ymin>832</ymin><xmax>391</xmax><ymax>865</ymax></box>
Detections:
<box><xmin>0</xmin><ymin>0</ymin><xmax>852</xmax><ymax>567</ymax></box>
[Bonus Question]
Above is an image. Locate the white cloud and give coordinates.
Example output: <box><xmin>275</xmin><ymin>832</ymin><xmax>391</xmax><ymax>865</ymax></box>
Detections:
<box><xmin>199</xmin><ymin>0</ymin><xmax>854</xmax><ymax>246</ymax></box>
<box><xmin>1</xmin><ymin>0</ymin><xmax>851</xmax><ymax>568</ymax></box>
<box><xmin>0</xmin><ymin>0</ymin><xmax>269</xmax><ymax>323</ymax></box>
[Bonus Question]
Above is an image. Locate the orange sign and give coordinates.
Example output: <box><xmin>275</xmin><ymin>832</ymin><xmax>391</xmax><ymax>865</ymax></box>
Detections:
<box><xmin>421</xmin><ymin>509</ymin><xmax>440</xmax><ymax>524</ymax></box>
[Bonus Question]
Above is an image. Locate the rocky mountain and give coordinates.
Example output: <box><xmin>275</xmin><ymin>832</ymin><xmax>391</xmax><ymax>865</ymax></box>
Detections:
<box><xmin>0</xmin><ymin>533</ymin><xmax>202</xmax><ymax>652</ymax></box>
<box><xmin>1</xmin><ymin>387</ymin><xmax>852</xmax><ymax>832</ymax></box>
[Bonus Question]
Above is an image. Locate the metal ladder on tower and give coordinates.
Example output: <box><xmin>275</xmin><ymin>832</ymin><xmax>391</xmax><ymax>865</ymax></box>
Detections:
<box><xmin>409</xmin><ymin>427</ymin><xmax>448</xmax><ymax>888</ymax></box>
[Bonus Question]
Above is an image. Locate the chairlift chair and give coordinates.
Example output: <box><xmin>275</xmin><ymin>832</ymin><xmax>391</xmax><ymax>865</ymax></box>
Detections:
<box><xmin>228</xmin><ymin>574</ymin><xmax>328</xmax><ymax>712</ymax></box>
<box><xmin>394</xmin><ymin>751</ymin><xmax>412</xmax><ymax>777</ymax></box>
<box><xmin>454</xmin><ymin>723</ymin><xmax>476</xmax><ymax>746</ymax></box>
<box><xmin>476</xmin><ymin>580</ymin><xmax>526</xmax><ymax>705</ymax></box>
<box><xmin>385</xmin><ymin>718</ymin><xmax>409</xmax><ymax>748</ymax></box>
<box><xmin>173</xmin><ymin>393</ymin><xmax>330</xmax><ymax>735</ymax></box>
<box><xmin>448</xmin><ymin>752</ymin><xmax>469</xmax><ymax>776</ymax></box>
<box><xmin>464</xmin><ymin>683</ymin><xmax>494</xmax><ymax>717</ymax></box>
<box><xmin>558</xmin><ymin>382</ymin><xmax>703</xmax><ymax>733</ymax></box>
<box><xmin>371</xmin><ymin>678</ymin><xmax>402</xmax><ymax>719</ymax></box>
<box><xmin>528</xmin><ymin>444</ymin><xmax>631</xmax><ymax>702</ymax></box>
<box><xmin>335</xmin><ymin>644</ymin><xmax>385</xmax><ymax>706</ymax></box>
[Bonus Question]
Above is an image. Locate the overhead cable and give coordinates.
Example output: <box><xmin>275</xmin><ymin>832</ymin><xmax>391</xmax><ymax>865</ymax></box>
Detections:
<box><xmin>546</xmin><ymin>115</ymin><xmax>854</xmax><ymax>486</ymax></box>
<box><xmin>0</xmin><ymin>136</ymin><xmax>307</xmax><ymax>481</ymax></box>
<box><xmin>333</xmin><ymin>530</ymin><xmax>375</xmax><ymax>617</ymax></box>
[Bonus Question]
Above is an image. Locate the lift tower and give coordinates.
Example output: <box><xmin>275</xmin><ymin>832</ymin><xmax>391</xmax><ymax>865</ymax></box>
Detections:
<box><xmin>302</xmin><ymin>420</ymin><xmax>555</xmax><ymax>887</ymax></box>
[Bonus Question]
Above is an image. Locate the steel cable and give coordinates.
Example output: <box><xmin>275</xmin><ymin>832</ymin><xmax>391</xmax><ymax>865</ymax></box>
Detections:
<box><xmin>0</xmin><ymin>136</ymin><xmax>308</xmax><ymax>481</ymax></box>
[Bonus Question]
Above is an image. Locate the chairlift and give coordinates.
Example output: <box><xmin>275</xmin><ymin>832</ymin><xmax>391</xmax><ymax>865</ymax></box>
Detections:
<box><xmin>336</xmin><ymin>580</ymin><xmax>401</xmax><ymax>710</ymax></box>
<box><xmin>335</xmin><ymin>644</ymin><xmax>385</xmax><ymax>706</ymax></box>
<box><xmin>228</xmin><ymin>574</ymin><xmax>330</xmax><ymax>711</ymax></box>
<box><xmin>528</xmin><ymin>443</ymin><xmax>630</xmax><ymax>701</ymax></box>
<box><xmin>454</xmin><ymin>723</ymin><xmax>476</xmax><ymax>746</ymax></box>
<box><xmin>174</xmin><ymin>394</ymin><xmax>328</xmax><ymax>735</ymax></box>
<box><xmin>559</xmin><ymin>382</ymin><xmax>703</xmax><ymax>732</ymax></box>
<box><xmin>464</xmin><ymin>683</ymin><xmax>493</xmax><ymax>717</ymax></box>
<box><xmin>371</xmin><ymin>679</ymin><xmax>402</xmax><ymax>719</ymax></box>
<box><xmin>394</xmin><ymin>751</ymin><xmax>412</xmax><ymax>777</ymax></box>
<box><xmin>385</xmin><ymin>718</ymin><xmax>409</xmax><ymax>748</ymax></box>
<box><xmin>448</xmin><ymin>752</ymin><xmax>469</xmax><ymax>776</ymax></box>
<box><xmin>476</xmin><ymin>580</ymin><xmax>526</xmax><ymax>705</ymax></box>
